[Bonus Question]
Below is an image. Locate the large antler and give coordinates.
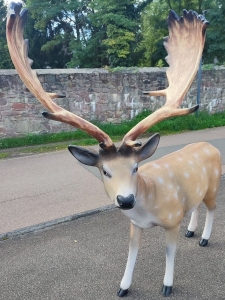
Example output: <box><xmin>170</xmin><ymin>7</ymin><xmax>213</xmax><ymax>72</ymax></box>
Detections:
<box><xmin>123</xmin><ymin>10</ymin><xmax>209</xmax><ymax>146</ymax></box>
<box><xmin>6</xmin><ymin>2</ymin><xmax>113</xmax><ymax>148</ymax></box>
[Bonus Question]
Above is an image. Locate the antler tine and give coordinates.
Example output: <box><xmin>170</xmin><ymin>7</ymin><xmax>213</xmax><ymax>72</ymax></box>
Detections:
<box><xmin>6</xmin><ymin>2</ymin><xmax>113</xmax><ymax>148</ymax></box>
<box><xmin>122</xmin><ymin>10</ymin><xmax>209</xmax><ymax>146</ymax></box>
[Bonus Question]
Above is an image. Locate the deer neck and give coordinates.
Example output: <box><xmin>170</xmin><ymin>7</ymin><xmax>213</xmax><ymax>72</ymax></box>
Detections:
<box><xmin>136</xmin><ymin>173</ymin><xmax>156</xmax><ymax>206</ymax></box>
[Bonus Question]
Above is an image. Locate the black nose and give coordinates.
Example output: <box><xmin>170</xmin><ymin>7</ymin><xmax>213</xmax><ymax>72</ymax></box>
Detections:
<box><xmin>116</xmin><ymin>194</ymin><xmax>136</xmax><ymax>210</ymax></box>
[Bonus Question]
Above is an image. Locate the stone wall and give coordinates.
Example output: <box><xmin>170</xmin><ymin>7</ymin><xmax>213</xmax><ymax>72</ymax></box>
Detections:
<box><xmin>0</xmin><ymin>67</ymin><xmax>225</xmax><ymax>138</ymax></box>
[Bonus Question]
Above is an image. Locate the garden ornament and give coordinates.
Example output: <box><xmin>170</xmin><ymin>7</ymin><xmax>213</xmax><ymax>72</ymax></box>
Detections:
<box><xmin>6</xmin><ymin>3</ymin><xmax>221</xmax><ymax>297</ymax></box>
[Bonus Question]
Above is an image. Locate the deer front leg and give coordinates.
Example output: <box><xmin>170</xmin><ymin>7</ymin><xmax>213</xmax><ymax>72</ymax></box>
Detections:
<box><xmin>118</xmin><ymin>222</ymin><xmax>143</xmax><ymax>297</ymax></box>
<box><xmin>199</xmin><ymin>207</ymin><xmax>215</xmax><ymax>247</ymax></box>
<box><xmin>163</xmin><ymin>224</ymin><xmax>180</xmax><ymax>297</ymax></box>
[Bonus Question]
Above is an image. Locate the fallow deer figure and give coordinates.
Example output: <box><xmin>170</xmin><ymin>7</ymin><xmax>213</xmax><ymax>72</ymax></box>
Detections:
<box><xmin>7</xmin><ymin>3</ymin><xmax>221</xmax><ymax>297</ymax></box>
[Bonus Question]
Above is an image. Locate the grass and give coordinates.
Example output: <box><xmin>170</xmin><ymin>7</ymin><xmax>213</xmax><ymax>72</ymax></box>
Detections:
<box><xmin>0</xmin><ymin>110</ymin><xmax>225</xmax><ymax>152</ymax></box>
<box><xmin>0</xmin><ymin>153</ymin><xmax>9</xmax><ymax>159</ymax></box>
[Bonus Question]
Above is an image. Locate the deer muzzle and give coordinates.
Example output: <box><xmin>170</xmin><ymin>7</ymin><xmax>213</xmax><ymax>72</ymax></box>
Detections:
<box><xmin>116</xmin><ymin>194</ymin><xmax>136</xmax><ymax>210</ymax></box>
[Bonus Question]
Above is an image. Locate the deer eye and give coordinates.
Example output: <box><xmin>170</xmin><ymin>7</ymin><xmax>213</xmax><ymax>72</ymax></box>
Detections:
<box><xmin>133</xmin><ymin>166</ymin><xmax>138</xmax><ymax>173</ymax></box>
<box><xmin>103</xmin><ymin>168</ymin><xmax>111</xmax><ymax>178</ymax></box>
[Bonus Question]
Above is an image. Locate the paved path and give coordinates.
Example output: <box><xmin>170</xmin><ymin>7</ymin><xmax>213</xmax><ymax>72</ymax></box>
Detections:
<box><xmin>0</xmin><ymin>181</ymin><xmax>224</xmax><ymax>300</ymax></box>
<box><xmin>1</xmin><ymin>127</ymin><xmax>225</xmax><ymax>237</ymax></box>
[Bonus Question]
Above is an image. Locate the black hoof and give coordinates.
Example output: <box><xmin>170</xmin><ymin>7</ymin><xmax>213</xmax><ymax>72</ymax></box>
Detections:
<box><xmin>199</xmin><ymin>239</ymin><xmax>208</xmax><ymax>247</ymax></box>
<box><xmin>162</xmin><ymin>285</ymin><xmax>172</xmax><ymax>297</ymax></box>
<box><xmin>185</xmin><ymin>230</ymin><xmax>194</xmax><ymax>238</ymax></box>
<box><xmin>118</xmin><ymin>288</ymin><xmax>128</xmax><ymax>297</ymax></box>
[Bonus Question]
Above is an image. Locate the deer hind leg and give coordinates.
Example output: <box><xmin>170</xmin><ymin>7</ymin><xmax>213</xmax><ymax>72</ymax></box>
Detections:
<box><xmin>198</xmin><ymin>194</ymin><xmax>216</xmax><ymax>247</ymax></box>
<box><xmin>199</xmin><ymin>159</ymin><xmax>221</xmax><ymax>247</ymax></box>
<box><xmin>118</xmin><ymin>222</ymin><xmax>143</xmax><ymax>297</ymax></box>
<box><xmin>163</xmin><ymin>224</ymin><xmax>180</xmax><ymax>297</ymax></box>
<box><xmin>185</xmin><ymin>205</ymin><xmax>201</xmax><ymax>238</ymax></box>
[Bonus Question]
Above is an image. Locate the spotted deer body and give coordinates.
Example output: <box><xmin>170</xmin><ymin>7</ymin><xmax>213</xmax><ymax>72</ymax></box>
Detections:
<box><xmin>6</xmin><ymin>3</ymin><xmax>221</xmax><ymax>297</ymax></box>
<box><xmin>123</xmin><ymin>142</ymin><xmax>221</xmax><ymax>230</ymax></box>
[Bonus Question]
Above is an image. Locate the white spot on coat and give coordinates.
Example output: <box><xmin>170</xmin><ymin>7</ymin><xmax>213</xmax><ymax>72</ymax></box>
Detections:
<box><xmin>157</xmin><ymin>177</ymin><xmax>164</xmax><ymax>184</ymax></box>
<box><xmin>184</xmin><ymin>172</ymin><xmax>189</xmax><ymax>178</ymax></box>
<box><xmin>169</xmin><ymin>172</ymin><xmax>173</xmax><ymax>178</ymax></box>
<box><xmin>199</xmin><ymin>190</ymin><xmax>203</xmax><ymax>197</ymax></box>
<box><xmin>152</xmin><ymin>163</ymin><xmax>160</xmax><ymax>169</ymax></box>
<box><xmin>214</xmin><ymin>169</ymin><xmax>219</xmax><ymax>177</ymax></box>
<box><xmin>204</xmin><ymin>148</ymin><xmax>210</xmax><ymax>154</ymax></box>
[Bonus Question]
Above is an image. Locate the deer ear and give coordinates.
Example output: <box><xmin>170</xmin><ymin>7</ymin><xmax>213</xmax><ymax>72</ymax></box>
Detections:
<box><xmin>68</xmin><ymin>145</ymin><xmax>99</xmax><ymax>166</ymax></box>
<box><xmin>136</xmin><ymin>133</ymin><xmax>160</xmax><ymax>162</ymax></box>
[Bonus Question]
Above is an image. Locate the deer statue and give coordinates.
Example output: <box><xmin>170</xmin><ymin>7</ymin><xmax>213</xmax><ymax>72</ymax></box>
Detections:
<box><xmin>6</xmin><ymin>2</ymin><xmax>221</xmax><ymax>297</ymax></box>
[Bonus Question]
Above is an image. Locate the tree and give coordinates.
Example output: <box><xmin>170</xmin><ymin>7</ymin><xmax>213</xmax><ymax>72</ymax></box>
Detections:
<box><xmin>138</xmin><ymin>0</ymin><xmax>211</xmax><ymax>67</ymax></box>
<box><xmin>203</xmin><ymin>0</ymin><xmax>225</xmax><ymax>64</ymax></box>
<box><xmin>164</xmin><ymin>0</ymin><xmax>204</xmax><ymax>14</ymax></box>
<box><xmin>90</xmin><ymin>0</ymin><xmax>153</xmax><ymax>67</ymax></box>
<box><xmin>0</xmin><ymin>0</ymin><xmax>14</xmax><ymax>69</ymax></box>
<box><xmin>23</xmin><ymin>13</ymin><xmax>55</xmax><ymax>69</ymax></box>
<box><xmin>138</xmin><ymin>0</ymin><xmax>168</xmax><ymax>66</ymax></box>
<box><xmin>25</xmin><ymin>0</ymin><xmax>153</xmax><ymax>68</ymax></box>
<box><xmin>8</xmin><ymin>0</ymin><xmax>221</xmax><ymax>69</ymax></box>
<box><xmin>25</xmin><ymin>0</ymin><xmax>80</xmax><ymax>68</ymax></box>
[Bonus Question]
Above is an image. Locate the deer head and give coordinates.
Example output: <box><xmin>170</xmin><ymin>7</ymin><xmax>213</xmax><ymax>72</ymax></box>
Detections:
<box><xmin>6</xmin><ymin>2</ymin><xmax>208</xmax><ymax>210</ymax></box>
<box><xmin>68</xmin><ymin>133</ymin><xmax>160</xmax><ymax>209</ymax></box>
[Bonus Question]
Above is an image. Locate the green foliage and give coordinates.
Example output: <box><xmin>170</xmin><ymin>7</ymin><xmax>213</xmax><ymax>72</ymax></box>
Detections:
<box><xmin>25</xmin><ymin>0</ymin><xmax>79</xmax><ymax>67</ymax></box>
<box><xmin>155</xmin><ymin>59</ymin><xmax>165</xmax><ymax>67</ymax></box>
<box><xmin>163</xmin><ymin>0</ymin><xmax>204</xmax><ymax>15</ymax></box>
<box><xmin>203</xmin><ymin>0</ymin><xmax>225</xmax><ymax>64</ymax></box>
<box><xmin>150</xmin><ymin>110</ymin><xmax>225</xmax><ymax>134</ymax></box>
<box><xmin>106</xmin><ymin>66</ymin><xmax>139</xmax><ymax>73</ymax></box>
<box><xmin>103</xmin><ymin>26</ymin><xmax>135</xmax><ymax>59</ymax></box>
<box><xmin>0</xmin><ymin>130</ymin><xmax>89</xmax><ymax>149</ymax></box>
<box><xmin>2</xmin><ymin>0</ymin><xmax>225</xmax><ymax>69</ymax></box>
<box><xmin>138</xmin><ymin>0</ymin><xmax>208</xmax><ymax>67</ymax></box>
<box><xmin>0</xmin><ymin>0</ymin><xmax>14</xmax><ymax>69</ymax></box>
<box><xmin>202</xmin><ymin>64</ymin><xmax>214</xmax><ymax>70</ymax></box>
<box><xmin>0</xmin><ymin>153</ymin><xmax>9</xmax><ymax>159</ymax></box>
<box><xmin>138</xmin><ymin>0</ymin><xmax>168</xmax><ymax>67</ymax></box>
<box><xmin>90</xmin><ymin>0</ymin><xmax>150</xmax><ymax>67</ymax></box>
<box><xmin>23</xmin><ymin>13</ymin><xmax>52</xmax><ymax>68</ymax></box>
<box><xmin>23</xmin><ymin>0</ymin><xmax>154</xmax><ymax>68</ymax></box>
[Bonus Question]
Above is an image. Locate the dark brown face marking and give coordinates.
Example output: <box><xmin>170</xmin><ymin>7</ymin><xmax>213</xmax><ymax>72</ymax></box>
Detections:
<box><xmin>118</xmin><ymin>144</ymin><xmax>135</xmax><ymax>157</ymax></box>
<box><xmin>98</xmin><ymin>143</ymin><xmax>136</xmax><ymax>162</ymax></box>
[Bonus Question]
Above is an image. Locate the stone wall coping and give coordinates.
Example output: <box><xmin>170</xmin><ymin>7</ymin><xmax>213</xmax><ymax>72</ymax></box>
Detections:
<box><xmin>0</xmin><ymin>67</ymin><xmax>168</xmax><ymax>76</ymax></box>
<box><xmin>1</xmin><ymin>66</ymin><xmax>225</xmax><ymax>77</ymax></box>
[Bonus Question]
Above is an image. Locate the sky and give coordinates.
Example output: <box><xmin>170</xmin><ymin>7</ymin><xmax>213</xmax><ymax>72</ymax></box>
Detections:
<box><xmin>5</xmin><ymin>0</ymin><xmax>23</xmax><ymax>5</ymax></box>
